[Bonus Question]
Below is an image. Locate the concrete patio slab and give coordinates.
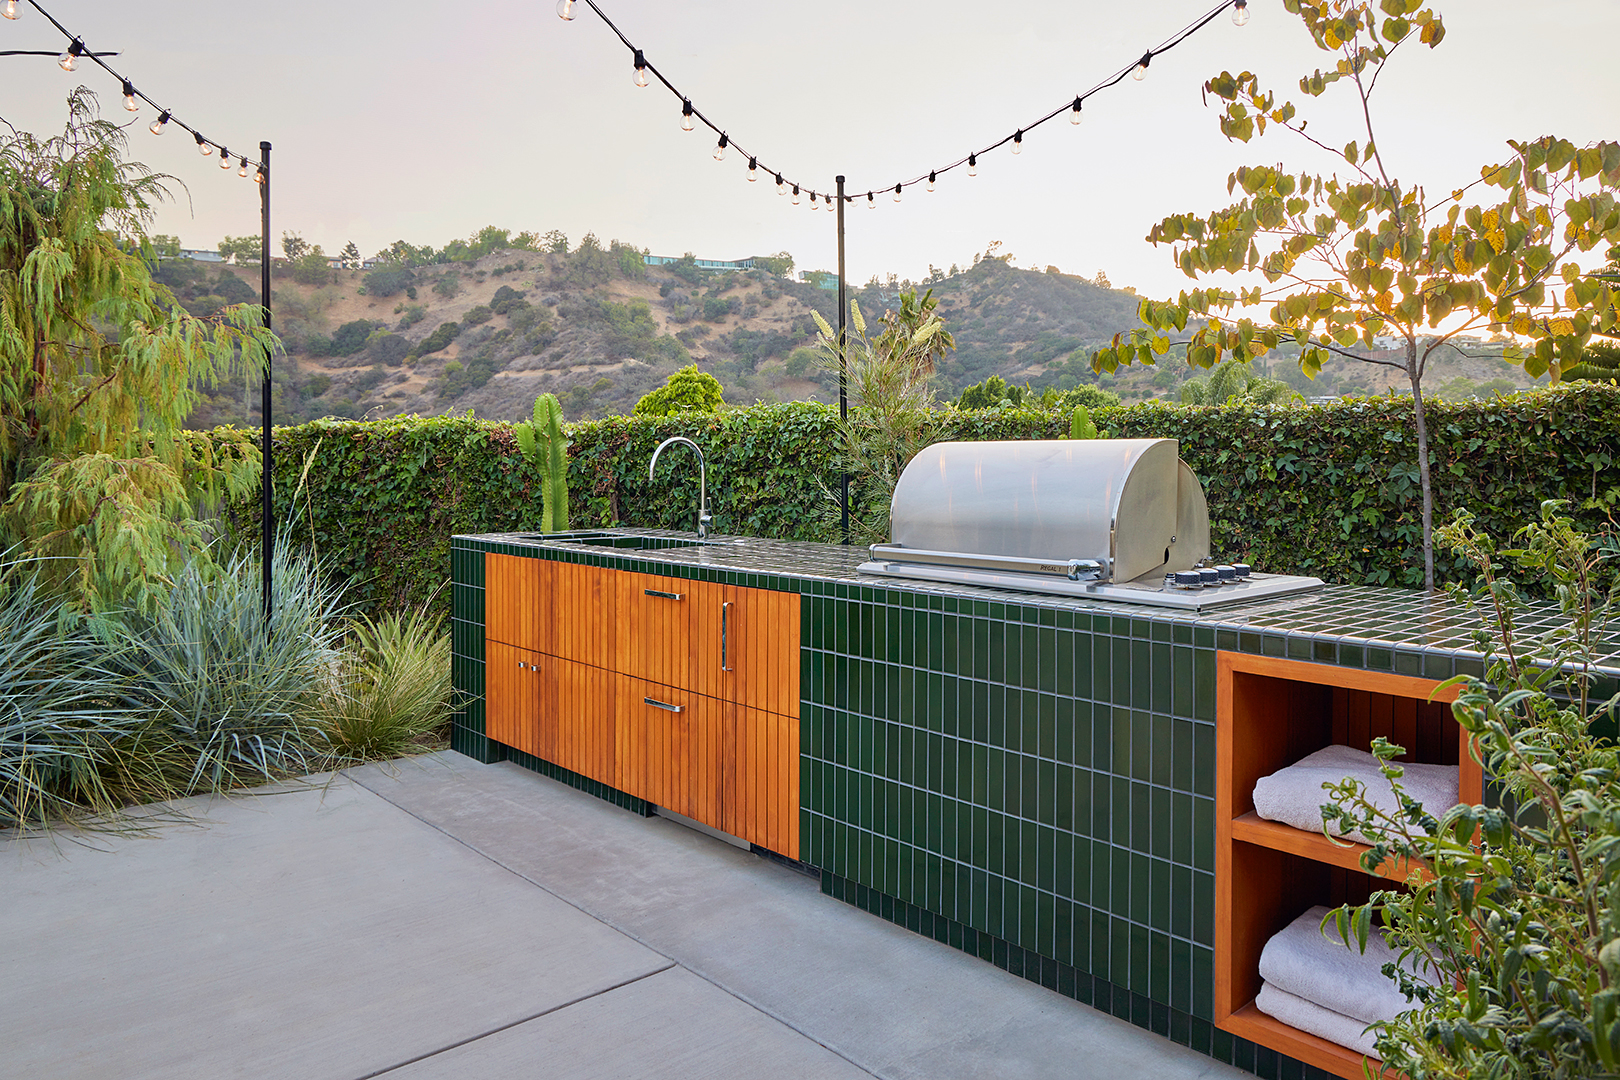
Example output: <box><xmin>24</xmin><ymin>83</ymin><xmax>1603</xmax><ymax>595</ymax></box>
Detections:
<box><xmin>348</xmin><ymin>751</ymin><xmax>1246</xmax><ymax>1080</ymax></box>
<box><xmin>387</xmin><ymin>965</ymin><xmax>870</xmax><ymax>1080</ymax></box>
<box><xmin>0</xmin><ymin>776</ymin><xmax>668</xmax><ymax>1080</ymax></box>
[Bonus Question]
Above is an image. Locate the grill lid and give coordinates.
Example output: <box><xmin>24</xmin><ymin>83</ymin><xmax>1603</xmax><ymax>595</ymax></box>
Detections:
<box><xmin>875</xmin><ymin>438</ymin><xmax>1207</xmax><ymax>582</ymax></box>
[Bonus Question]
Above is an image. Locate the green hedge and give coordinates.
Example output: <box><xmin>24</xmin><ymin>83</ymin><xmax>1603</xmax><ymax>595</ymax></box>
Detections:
<box><xmin>223</xmin><ymin>384</ymin><xmax>1620</xmax><ymax>615</ymax></box>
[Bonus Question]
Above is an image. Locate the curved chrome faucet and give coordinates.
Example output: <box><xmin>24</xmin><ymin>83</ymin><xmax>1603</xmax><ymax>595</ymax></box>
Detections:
<box><xmin>649</xmin><ymin>436</ymin><xmax>712</xmax><ymax>539</ymax></box>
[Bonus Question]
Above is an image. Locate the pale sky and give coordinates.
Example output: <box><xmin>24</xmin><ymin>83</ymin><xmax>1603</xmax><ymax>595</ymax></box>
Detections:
<box><xmin>5</xmin><ymin>1</ymin><xmax>1618</xmax><ymax>299</ymax></box>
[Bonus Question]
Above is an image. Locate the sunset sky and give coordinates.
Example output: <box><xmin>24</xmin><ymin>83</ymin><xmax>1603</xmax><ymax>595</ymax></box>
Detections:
<box><xmin>6</xmin><ymin>0</ymin><xmax>1617</xmax><ymax>298</ymax></box>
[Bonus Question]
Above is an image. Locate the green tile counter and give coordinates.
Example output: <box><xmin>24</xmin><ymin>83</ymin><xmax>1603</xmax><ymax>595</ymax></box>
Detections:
<box><xmin>450</xmin><ymin>528</ymin><xmax>1620</xmax><ymax>1080</ymax></box>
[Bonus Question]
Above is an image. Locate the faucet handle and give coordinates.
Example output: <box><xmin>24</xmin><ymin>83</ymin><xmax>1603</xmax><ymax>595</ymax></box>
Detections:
<box><xmin>698</xmin><ymin>511</ymin><xmax>713</xmax><ymax>540</ymax></box>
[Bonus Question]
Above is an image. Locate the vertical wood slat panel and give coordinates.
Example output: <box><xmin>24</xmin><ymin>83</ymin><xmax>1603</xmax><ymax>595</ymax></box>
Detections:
<box><xmin>485</xmin><ymin>640</ymin><xmax>517</xmax><ymax>749</ymax></box>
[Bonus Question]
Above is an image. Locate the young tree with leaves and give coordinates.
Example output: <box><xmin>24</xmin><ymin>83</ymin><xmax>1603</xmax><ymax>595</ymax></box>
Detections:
<box><xmin>0</xmin><ymin>91</ymin><xmax>273</xmax><ymax>606</ymax></box>
<box><xmin>1092</xmin><ymin>0</ymin><xmax>1620</xmax><ymax>591</ymax></box>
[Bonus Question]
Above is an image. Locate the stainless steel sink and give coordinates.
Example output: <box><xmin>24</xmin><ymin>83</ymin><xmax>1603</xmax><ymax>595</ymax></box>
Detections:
<box><xmin>515</xmin><ymin>531</ymin><xmax>704</xmax><ymax>551</ymax></box>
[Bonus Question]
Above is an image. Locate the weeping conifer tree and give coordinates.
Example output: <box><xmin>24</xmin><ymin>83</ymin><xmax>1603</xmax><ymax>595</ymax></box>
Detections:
<box><xmin>0</xmin><ymin>90</ymin><xmax>275</xmax><ymax>607</ymax></box>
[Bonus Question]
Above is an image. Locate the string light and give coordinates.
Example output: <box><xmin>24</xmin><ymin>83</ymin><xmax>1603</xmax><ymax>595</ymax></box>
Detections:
<box><xmin>866</xmin><ymin>192</ymin><xmax>875</xmax><ymax>210</ymax></box>
<box><xmin>150</xmin><ymin>110</ymin><xmax>169</xmax><ymax>135</ymax></box>
<box><xmin>121</xmin><ymin>79</ymin><xmax>138</xmax><ymax>112</ymax></box>
<box><xmin>2</xmin><ymin>1</ymin><xmax>17</xmax><ymax>21</ymax></box>
<box><xmin>219</xmin><ymin>146</ymin><xmax>233</xmax><ymax>169</ymax></box>
<box><xmin>195</xmin><ymin>132</ymin><xmax>211</xmax><ymax>156</ymax></box>
<box><xmin>58</xmin><ymin>37</ymin><xmax>83</xmax><ymax>71</ymax></box>
<box><xmin>253</xmin><ymin>166</ymin><xmax>264</xmax><ymax>185</ymax></box>
<box><xmin>558</xmin><ymin>0</ymin><xmax>1246</xmax><ymax>211</ymax></box>
<box><xmin>238</xmin><ymin>155</ymin><xmax>250</xmax><ymax>178</ymax></box>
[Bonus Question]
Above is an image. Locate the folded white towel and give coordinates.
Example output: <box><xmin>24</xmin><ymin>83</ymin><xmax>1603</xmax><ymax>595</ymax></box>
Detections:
<box><xmin>1256</xmin><ymin>981</ymin><xmax>1381</xmax><ymax>1059</ymax></box>
<box><xmin>1259</xmin><ymin>905</ymin><xmax>1435</xmax><ymax>1026</ymax></box>
<box><xmin>1252</xmin><ymin>744</ymin><xmax>1459</xmax><ymax>844</ymax></box>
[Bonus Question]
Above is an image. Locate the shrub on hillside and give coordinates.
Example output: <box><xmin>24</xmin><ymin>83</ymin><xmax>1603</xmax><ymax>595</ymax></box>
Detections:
<box><xmin>410</xmin><ymin>321</ymin><xmax>461</xmax><ymax>359</ymax></box>
<box><xmin>363</xmin><ymin>264</ymin><xmax>414</xmax><ymax>298</ymax></box>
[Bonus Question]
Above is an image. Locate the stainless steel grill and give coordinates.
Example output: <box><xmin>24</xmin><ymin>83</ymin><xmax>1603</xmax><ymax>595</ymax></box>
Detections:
<box><xmin>858</xmin><ymin>438</ymin><xmax>1323</xmax><ymax>610</ymax></box>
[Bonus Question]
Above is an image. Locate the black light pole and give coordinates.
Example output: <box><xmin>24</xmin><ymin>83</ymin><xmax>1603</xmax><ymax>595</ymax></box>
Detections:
<box><xmin>258</xmin><ymin>140</ymin><xmax>273</xmax><ymax>620</ymax></box>
<box><xmin>836</xmin><ymin>174</ymin><xmax>849</xmax><ymax>545</ymax></box>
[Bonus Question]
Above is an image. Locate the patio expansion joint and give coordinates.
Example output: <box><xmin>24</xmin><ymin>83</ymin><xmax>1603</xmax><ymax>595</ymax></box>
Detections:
<box><xmin>354</xmin><ymin>963</ymin><xmax>677</xmax><ymax>1080</ymax></box>
<box><xmin>344</xmin><ymin>767</ymin><xmax>886</xmax><ymax>1080</ymax></box>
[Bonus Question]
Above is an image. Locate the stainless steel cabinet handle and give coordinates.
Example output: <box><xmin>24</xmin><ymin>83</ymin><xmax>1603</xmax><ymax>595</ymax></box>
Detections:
<box><xmin>644</xmin><ymin>589</ymin><xmax>684</xmax><ymax>601</ymax></box>
<box><xmin>721</xmin><ymin>601</ymin><xmax>732</xmax><ymax>672</ymax></box>
<box><xmin>643</xmin><ymin>697</ymin><xmax>684</xmax><ymax>713</ymax></box>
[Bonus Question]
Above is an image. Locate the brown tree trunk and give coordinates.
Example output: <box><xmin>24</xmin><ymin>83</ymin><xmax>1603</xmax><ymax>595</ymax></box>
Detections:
<box><xmin>1408</xmin><ymin>346</ymin><xmax>1435</xmax><ymax>593</ymax></box>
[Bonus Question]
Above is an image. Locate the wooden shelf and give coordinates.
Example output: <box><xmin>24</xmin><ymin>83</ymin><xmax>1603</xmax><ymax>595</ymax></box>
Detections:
<box><xmin>1232</xmin><ymin>812</ymin><xmax>1431</xmax><ymax>883</ymax></box>
<box><xmin>1221</xmin><ymin>1001</ymin><xmax>1391</xmax><ymax>1080</ymax></box>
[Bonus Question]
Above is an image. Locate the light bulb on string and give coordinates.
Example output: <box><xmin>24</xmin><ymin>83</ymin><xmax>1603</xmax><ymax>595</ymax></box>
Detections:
<box><xmin>195</xmin><ymin>133</ymin><xmax>212</xmax><ymax>157</ymax></box>
<box><xmin>680</xmin><ymin>99</ymin><xmax>694</xmax><ymax>132</ymax></box>
<box><xmin>968</xmin><ymin>153</ymin><xmax>977</xmax><ymax>177</ymax></box>
<box><xmin>893</xmin><ymin>184</ymin><xmax>902</xmax><ymax>204</ymax></box>
<box><xmin>747</xmin><ymin>158</ymin><xmax>757</xmax><ymax>182</ymax></box>
<box><xmin>58</xmin><ymin>39</ymin><xmax>84</xmax><ymax>72</ymax></box>
<box><xmin>1133</xmin><ymin>51</ymin><xmax>1151</xmax><ymax>80</ymax></box>
<box><xmin>219</xmin><ymin>147</ymin><xmax>233</xmax><ymax>169</ymax></box>
<box><xmin>775</xmin><ymin>174</ymin><xmax>785</xmax><ymax>195</ymax></box>
<box><xmin>1232</xmin><ymin>0</ymin><xmax>1249</xmax><ymax>26</ymax></box>
<box><xmin>238</xmin><ymin>156</ymin><xmax>249</xmax><ymax>178</ymax></box>
<box><xmin>713</xmin><ymin>134</ymin><xmax>728</xmax><ymax>162</ymax></box>
<box><xmin>150</xmin><ymin>111</ymin><xmax>169</xmax><ymax>135</ymax></box>
<box><xmin>1071</xmin><ymin>97</ymin><xmax>1083</xmax><ymax>125</ymax></box>
<box><xmin>2</xmin><ymin>1</ymin><xmax>17</xmax><ymax>21</ymax></box>
<box><xmin>867</xmin><ymin>192</ymin><xmax>875</xmax><ymax>210</ymax></box>
<box><xmin>927</xmin><ymin>171</ymin><xmax>936</xmax><ymax>192</ymax></box>
<box><xmin>556</xmin><ymin>0</ymin><xmax>575</xmax><ymax>20</ymax></box>
<box><xmin>826</xmin><ymin>196</ymin><xmax>834</xmax><ymax>213</ymax></box>
<box><xmin>633</xmin><ymin>49</ymin><xmax>648</xmax><ymax>87</ymax></box>
<box><xmin>122</xmin><ymin>81</ymin><xmax>139</xmax><ymax>112</ymax></box>
<box><xmin>1011</xmin><ymin>130</ymin><xmax>1023</xmax><ymax>155</ymax></box>
<box><xmin>253</xmin><ymin>167</ymin><xmax>264</xmax><ymax>185</ymax></box>
<box><xmin>792</xmin><ymin>185</ymin><xmax>800</xmax><ymax>205</ymax></box>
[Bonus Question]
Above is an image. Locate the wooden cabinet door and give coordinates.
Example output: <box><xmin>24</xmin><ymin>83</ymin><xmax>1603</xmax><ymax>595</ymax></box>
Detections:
<box><xmin>614</xmin><ymin>572</ymin><xmax>695</xmax><ymax>689</ymax></box>
<box><xmin>614</xmin><ymin>675</ymin><xmax>723</xmax><ymax>830</ymax></box>
<box><xmin>554</xmin><ymin>658</ymin><xmax>615</xmax><ymax>787</ymax></box>
<box><xmin>552</xmin><ymin>562</ymin><xmax>615</xmax><ymax>669</ymax></box>
<box><xmin>692</xmin><ymin>584</ymin><xmax>801</xmax><ymax>718</ymax></box>
<box><xmin>484</xmin><ymin>640</ymin><xmax>551</xmax><ymax>759</ymax></box>
<box><xmin>724</xmin><ymin>703</ymin><xmax>800</xmax><ymax>860</ymax></box>
<box><xmin>485</xmin><ymin>554</ymin><xmax>552</xmax><ymax>654</ymax></box>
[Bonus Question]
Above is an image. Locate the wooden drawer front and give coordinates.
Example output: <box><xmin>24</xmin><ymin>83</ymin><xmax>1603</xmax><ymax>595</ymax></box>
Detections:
<box><xmin>484</xmin><ymin>641</ymin><xmax>551</xmax><ymax>759</ymax></box>
<box><xmin>553</xmin><ymin>562</ymin><xmax>615</xmax><ymax>669</ymax></box>
<box><xmin>553</xmin><ymin>658</ymin><xmax>616</xmax><ymax>787</ymax></box>
<box><xmin>614</xmin><ymin>573</ymin><xmax>695</xmax><ymax>689</ymax></box>
<box><xmin>692</xmin><ymin>584</ymin><xmax>801</xmax><ymax>717</ymax></box>
<box><xmin>724</xmin><ymin>703</ymin><xmax>800</xmax><ymax>860</ymax></box>
<box><xmin>614</xmin><ymin>675</ymin><xmax>723</xmax><ymax>830</ymax></box>
<box><xmin>485</xmin><ymin>554</ymin><xmax>552</xmax><ymax>654</ymax></box>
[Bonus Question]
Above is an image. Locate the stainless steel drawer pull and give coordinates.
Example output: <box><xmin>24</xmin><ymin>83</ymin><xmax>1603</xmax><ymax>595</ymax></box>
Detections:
<box><xmin>644</xmin><ymin>589</ymin><xmax>684</xmax><ymax>601</ymax></box>
<box><xmin>721</xmin><ymin>601</ymin><xmax>732</xmax><ymax>672</ymax></box>
<box><xmin>643</xmin><ymin>697</ymin><xmax>684</xmax><ymax>713</ymax></box>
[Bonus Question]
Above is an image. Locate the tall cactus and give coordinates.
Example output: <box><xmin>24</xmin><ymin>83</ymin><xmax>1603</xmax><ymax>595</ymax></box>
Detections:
<box><xmin>514</xmin><ymin>393</ymin><xmax>569</xmax><ymax>532</ymax></box>
<box><xmin>1068</xmin><ymin>404</ymin><xmax>1099</xmax><ymax>440</ymax></box>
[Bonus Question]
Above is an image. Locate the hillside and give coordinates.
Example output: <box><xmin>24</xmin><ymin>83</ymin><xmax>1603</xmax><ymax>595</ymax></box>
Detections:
<box><xmin>168</xmin><ymin>246</ymin><xmax>1542</xmax><ymax>430</ymax></box>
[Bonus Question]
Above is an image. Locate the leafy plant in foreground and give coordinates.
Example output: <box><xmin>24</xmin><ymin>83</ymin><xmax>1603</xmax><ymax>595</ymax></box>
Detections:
<box><xmin>1322</xmin><ymin>502</ymin><xmax>1620</xmax><ymax>1077</ymax></box>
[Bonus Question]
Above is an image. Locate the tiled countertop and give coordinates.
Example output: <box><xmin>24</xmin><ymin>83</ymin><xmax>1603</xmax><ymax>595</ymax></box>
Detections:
<box><xmin>456</xmin><ymin>528</ymin><xmax>1620</xmax><ymax>674</ymax></box>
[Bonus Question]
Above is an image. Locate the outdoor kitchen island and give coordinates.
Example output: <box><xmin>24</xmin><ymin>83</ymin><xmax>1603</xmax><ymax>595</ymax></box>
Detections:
<box><xmin>448</xmin><ymin>526</ymin><xmax>1599</xmax><ymax>1080</ymax></box>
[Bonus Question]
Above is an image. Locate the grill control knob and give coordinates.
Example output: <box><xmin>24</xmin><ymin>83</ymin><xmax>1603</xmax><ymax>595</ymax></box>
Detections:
<box><xmin>1215</xmin><ymin>565</ymin><xmax>1237</xmax><ymax>582</ymax></box>
<box><xmin>1198</xmin><ymin>568</ymin><xmax>1220</xmax><ymax>586</ymax></box>
<box><xmin>1233</xmin><ymin>563</ymin><xmax>1252</xmax><ymax>579</ymax></box>
<box><xmin>1169</xmin><ymin>571</ymin><xmax>1203</xmax><ymax>589</ymax></box>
